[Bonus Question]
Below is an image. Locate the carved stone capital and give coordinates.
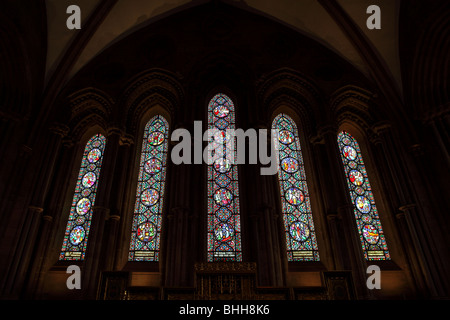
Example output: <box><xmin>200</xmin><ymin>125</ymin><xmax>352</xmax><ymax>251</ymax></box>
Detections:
<box><xmin>119</xmin><ymin>133</ymin><xmax>134</xmax><ymax>146</ymax></box>
<box><xmin>368</xmin><ymin>132</ymin><xmax>382</xmax><ymax>145</ymax></box>
<box><xmin>372</xmin><ymin>121</ymin><xmax>392</xmax><ymax>135</ymax></box>
<box><xmin>309</xmin><ymin>134</ymin><xmax>325</xmax><ymax>145</ymax></box>
<box><xmin>317</xmin><ymin>124</ymin><xmax>338</xmax><ymax>137</ymax></box>
<box><xmin>109</xmin><ymin>215</ymin><xmax>121</xmax><ymax>222</ymax></box>
<box><xmin>330</xmin><ymin>86</ymin><xmax>373</xmax><ymax>114</ymax></box>
<box><xmin>395</xmin><ymin>212</ymin><xmax>406</xmax><ymax>220</ymax></box>
<box><xmin>62</xmin><ymin>138</ymin><xmax>75</xmax><ymax>148</ymax></box>
<box><xmin>106</xmin><ymin>126</ymin><xmax>123</xmax><ymax>137</ymax></box>
<box><xmin>49</xmin><ymin>123</ymin><xmax>70</xmax><ymax>138</ymax></box>
<box><xmin>399</xmin><ymin>203</ymin><xmax>416</xmax><ymax>212</ymax></box>
<box><xmin>28</xmin><ymin>206</ymin><xmax>44</xmax><ymax>215</ymax></box>
<box><xmin>42</xmin><ymin>215</ymin><xmax>53</xmax><ymax>222</ymax></box>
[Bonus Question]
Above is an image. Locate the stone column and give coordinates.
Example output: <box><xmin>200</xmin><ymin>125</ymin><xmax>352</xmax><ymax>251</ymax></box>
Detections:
<box><xmin>326</xmin><ymin>214</ymin><xmax>344</xmax><ymax>270</ymax></box>
<box><xmin>1</xmin><ymin>123</ymin><xmax>69</xmax><ymax>297</ymax></box>
<box><xmin>163</xmin><ymin>133</ymin><xmax>194</xmax><ymax>288</ymax></box>
<box><xmin>372</xmin><ymin>122</ymin><xmax>447</xmax><ymax>297</ymax></box>
<box><xmin>102</xmin><ymin>215</ymin><xmax>121</xmax><ymax>272</ymax></box>
<box><xmin>94</xmin><ymin>127</ymin><xmax>121</xmax><ymax>207</ymax></box>
<box><xmin>102</xmin><ymin>133</ymin><xmax>134</xmax><ymax>272</ymax></box>
<box><xmin>28</xmin><ymin>137</ymin><xmax>76</xmax><ymax>298</ymax></box>
<box><xmin>2</xmin><ymin>206</ymin><xmax>44</xmax><ymax>297</ymax></box>
<box><xmin>249</xmin><ymin>124</ymin><xmax>284</xmax><ymax>287</ymax></box>
<box><xmin>395</xmin><ymin>211</ymin><xmax>422</xmax><ymax>297</ymax></box>
<box><xmin>24</xmin><ymin>214</ymin><xmax>54</xmax><ymax>299</ymax></box>
<box><xmin>255</xmin><ymin>204</ymin><xmax>284</xmax><ymax>287</ymax></box>
<box><xmin>83</xmin><ymin>206</ymin><xmax>109</xmax><ymax>298</ymax></box>
<box><xmin>310</xmin><ymin>132</ymin><xmax>345</xmax><ymax>271</ymax></box>
<box><xmin>31</xmin><ymin>124</ymin><xmax>70</xmax><ymax>206</ymax></box>
<box><xmin>165</xmin><ymin>206</ymin><xmax>191</xmax><ymax>287</ymax></box>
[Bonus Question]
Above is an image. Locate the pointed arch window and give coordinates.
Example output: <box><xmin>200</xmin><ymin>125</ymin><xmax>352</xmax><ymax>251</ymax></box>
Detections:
<box><xmin>207</xmin><ymin>93</ymin><xmax>242</xmax><ymax>262</ymax></box>
<box><xmin>128</xmin><ymin>115</ymin><xmax>169</xmax><ymax>261</ymax></box>
<box><xmin>337</xmin><ymin>131</ymin><xmax>390</xmax><ymax>260</ymax></box>
<box><xmin>272</xmin><ymin>114</ymin><xmax>320</xmax><ymax>261</ymax></box>
<box><xmin>60</xmin><ymin>134</ymin><xmax>106</xmax><ymax>260</ymax></box>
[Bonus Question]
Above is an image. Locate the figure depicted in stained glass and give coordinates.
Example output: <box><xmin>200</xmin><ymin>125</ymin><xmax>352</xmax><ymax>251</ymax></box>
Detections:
<box><xmin>272</xmin><ymin>114</ymin><xmax>320</xmax><ymax>261</ymax></box>
<box><xmin>128</xmin><ymin>115</ymin><xmax>169</xmax><ymax>261</ymax></box>
<box><xmin>207</xmin><ymin>93</ymin><xmax>242</xmax><ymax>262</ymax></box>
<box><xmin>60</xmin><ymin>134</ymin><xmax>106</xmax><ymax>260</ymax></box>
<box><xmin>337</xmin><ymin>131</ymin><xmax>390</xmax><ymax>260</ymax></box>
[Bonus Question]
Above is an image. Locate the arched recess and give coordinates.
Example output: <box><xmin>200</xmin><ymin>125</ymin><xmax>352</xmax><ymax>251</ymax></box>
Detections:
<box><xmin>336</xmin><ymin>117</ymin><xmax>399</xmax><ymax>264</ymax></box>
<box><xmin>260</xmin><ymin>72</ymin><xmax>330</xmax><ymax>275</ymax></box>
<box><xmin>187</xmin><ymin>52</ymin><xmax>255</xmax><ymax>127</ymax></box>
<box><xmin>47</xmin><ymin>88</ymin><xmax>113</xmax><ymax>263</ymax></box>
<box><xmin>205</xmin><ymin>91</ymin><xmax>243</xmax><ymax>262</ymax></box>
<box><xmin>66</xmin><ymin>88</ymin><xmax>114</xmax><ymax>141</ymax></box>
<box><xmin>269</xmin><ymin>104</ymin><xmax>330</xmax><ymax>268</ymax></box>
<box><xmin>331</xmin><ymin>86</ymin><xmax>400</xmax><ymax>256</ymax></box>
<box><xmin>127</xmin><ymin>113</ymin><xmax>170</xmax><ymax>262</ymax></box>
<box><xmin>257</xmin><ymin>68</ymin><xmax>325</xmax><ymax>132</ymax></box>
<box><xmin>121</xmin><ymin>68</ymin><xmax>183</xmax><ymax>136</ymax></box>
<box><xmin>118</xmin><ymin>72</ymin><xmax>178</xmax><ymax>268</ymax></box>
<box><xmin>59</xmin><ymin>131</ymin><xmax>107</xmax><ymax>261</ymax></box>
<box><xmin>271</xmin><ymin>111</ymin><xmax>320</xmax><ymax>261</ymax></box>
<box><xmin>330</xmin><ymin>85</ymin><xmax>378</xmax><ymax>133</ymax></box>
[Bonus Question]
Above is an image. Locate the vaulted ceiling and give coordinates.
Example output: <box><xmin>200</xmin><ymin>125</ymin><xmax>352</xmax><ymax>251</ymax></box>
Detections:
<box><xmin>45</xmin><ymin>0</ymin><xmax>401</xmax><ymax>93</ymax></box>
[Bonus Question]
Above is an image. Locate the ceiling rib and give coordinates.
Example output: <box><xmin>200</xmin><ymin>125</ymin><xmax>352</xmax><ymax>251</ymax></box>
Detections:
<box><xmin>31</xmin><ymin>0</ymin><xmax>119</xmax><ymax>145</ymax></box>
<box><xmin>318</xmin><ymin>0</ymin><xmax>417</xmax><ymax>141</ymax></box>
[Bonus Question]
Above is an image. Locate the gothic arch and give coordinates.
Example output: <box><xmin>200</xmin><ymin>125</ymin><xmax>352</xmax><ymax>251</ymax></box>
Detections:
<box><xmin>257</xmin><ymin>68</ymin><xmax>324</xmax><ymax>136</ymax></box>
<box><xmin>67</xmin><ymin>88</ymin><xmax>114</xmax><ymax>141</ymax></box>
<box><xmin>336</xmin><ymin>120</ymin><xmax>401</xmax><ymax>265</ymax></box>
<box><xmin>269</xmin><ymin>106</ymin><xmax>330</xmax><ymax>267</ymax></box>
<box><xmin>331</xmin><ymin>85</ymin><xmax>378</xmax><ymax>136</ymax></box>
<box><xmin>121</xmin><ymin>69</ymin><xmax>183</xmax><ymax>135</ymax></box>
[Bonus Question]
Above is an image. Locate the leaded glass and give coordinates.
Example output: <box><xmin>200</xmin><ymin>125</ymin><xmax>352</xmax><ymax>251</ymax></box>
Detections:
<box><xmin>128</xmin><ymin>115</ymin><xmax>169</xmax><ymax>261</ymax></box>
<box><xmin>272</xmin><ymin>114</ymin><xmax>320</xmax><ymax>261</ymax></box>
<box><xmin>207</xmin><ymin>93</ymin><xmax>242</xmax><ymax>262</ymax></box>
<box><xmin>337</xmin><ymin>131</ymin><xmax>390</xmax><ymax>260</ymax></box>
<box><xmin>60</xmin><ymin>134</ymin><xmax>106</xmax><ymax>260</ymax></box>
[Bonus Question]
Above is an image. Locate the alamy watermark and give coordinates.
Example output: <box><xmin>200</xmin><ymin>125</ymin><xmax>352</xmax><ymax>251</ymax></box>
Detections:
<box><xmin>366</xmin><ymin>265</ymin><xmax>381</xmax><ymax>289</ymax></box>
<box><xmin>171</xmin><ymin>121</ymin><xmax>281</xmax><ymax>175</ymax></box>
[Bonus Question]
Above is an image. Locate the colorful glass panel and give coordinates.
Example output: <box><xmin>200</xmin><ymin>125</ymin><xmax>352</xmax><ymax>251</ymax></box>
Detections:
<box><xmin>128</xmin><ymin>115</ymin><xmax>169</xmax><ymax>261</ymax></box>
<box><xmin>272</xmin><ymin>114</ymin><xmax>320</xmax><ymax>261</ymax></box>
<box><xmin>207</xmin><ymin>93</ymin><xmax>242</xmax><ymax>262</ymax></box>
<box><xmin>60</xmin><ymin>134</ymin><xmax>106</xmax><ymax>260</ymax></box>
<box><xmin>337</xmin><ymin>131</ymin><xmax>390</xmax><ymax>260</ymax></box>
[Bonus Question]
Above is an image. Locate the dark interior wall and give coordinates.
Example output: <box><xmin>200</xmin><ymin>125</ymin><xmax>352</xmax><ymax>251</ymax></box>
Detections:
<box><xmin>0</xmin><ymin>1</ymin><xmax>448</xmax><ymax>300</ymax></box>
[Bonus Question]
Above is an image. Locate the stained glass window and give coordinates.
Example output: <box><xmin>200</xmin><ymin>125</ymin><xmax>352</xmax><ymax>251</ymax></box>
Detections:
<box><xmin>337</xmin><ymin>131</ymin><xmax>390</xmax><ymax>260</ymax></box>
<box><xmin>272</xmin><ymin>114</ymin><xmax>320</xmax><ymax>261</ymax></box>
<box><xmin>207</xmin><ymin>93</ymin><xmax>242</xmax><ymax>262</ymax></box>
<box><xmin>128</xmin><ymin>115</ymin><xmax>169</xmax><ymax>261</ymax></box>
<box><xmin>60</xmin><ymin>134</ymin><xmax>106</xmax><ymax>260</ymax></box>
